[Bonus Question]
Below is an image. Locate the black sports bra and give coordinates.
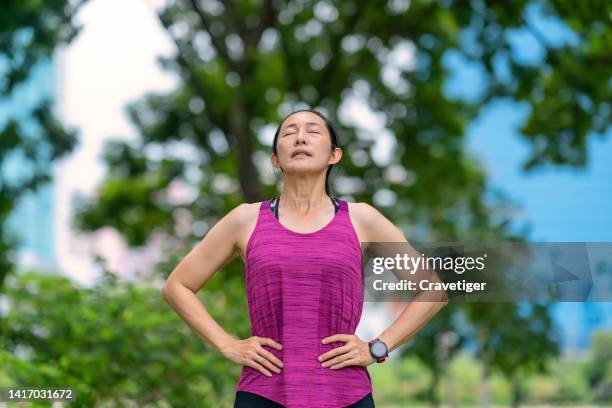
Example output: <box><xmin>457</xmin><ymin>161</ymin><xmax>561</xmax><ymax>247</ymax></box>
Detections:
<box><xmin>269</xmin><ymin>196</ymin><xmax>340</xmax><ymax>220</ymax></box>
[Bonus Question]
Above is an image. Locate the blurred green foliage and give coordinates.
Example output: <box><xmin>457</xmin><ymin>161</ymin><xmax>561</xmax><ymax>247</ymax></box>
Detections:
<box><xmin>585</xmin><ymin>331</ymin><xmax>612</xmax><ymax>402</ymax></box>
<box><xmin>1</xmin><ymin>266</ymin><xmax>250</xmax><ymax>407</ymax></box>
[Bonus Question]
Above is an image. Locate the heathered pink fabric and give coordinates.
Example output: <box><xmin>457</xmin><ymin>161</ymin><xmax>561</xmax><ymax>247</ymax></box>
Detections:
<box><xmin>236</xmin><ymin>198</ymin><xmax>373</xmax><ymax>407</ymax></box>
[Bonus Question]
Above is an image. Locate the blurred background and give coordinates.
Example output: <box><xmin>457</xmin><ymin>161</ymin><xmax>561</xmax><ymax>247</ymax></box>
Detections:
<box><xmin>1</xmin><ymin>0</ymin><xmax>611</xmax><ymax>406</ymax></box>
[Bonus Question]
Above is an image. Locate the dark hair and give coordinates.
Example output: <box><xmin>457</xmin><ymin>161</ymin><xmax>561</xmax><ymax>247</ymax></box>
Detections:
<box><xmin>272</xmin><ymin>108</ymin><xmax>340</xmax><ymax>197</ymax></box>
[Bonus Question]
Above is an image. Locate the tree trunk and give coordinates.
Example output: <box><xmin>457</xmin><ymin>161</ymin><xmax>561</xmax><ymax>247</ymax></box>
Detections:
<box><xmin>428</xmin><ymin>369</ymin><xmax>440</xmax><ymax>408</ymax></box>
<box><xmin>480</xmin><ymin>362</ymin><xmax>491</xmax><ymax>408</ymax></box>
<box><xmin>447</xmin><ymin>374</ymin><xmax>459</xmax><ymax>408</ymax></box>
<box><xmin>227</xmin><ymin>95</ymin><xmax>263</xmax><ymax>202</ymax></box>
<box><xmin>511</xmin><ymin>374</ymin><xmax>523</xmax><ymax>408</ymax></box>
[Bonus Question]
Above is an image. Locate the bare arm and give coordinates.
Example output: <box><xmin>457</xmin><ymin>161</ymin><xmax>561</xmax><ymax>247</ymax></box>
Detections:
<box><xmin>354</xmin><ymin>203</ymin><xmax>448</xmax><ymax>354</ymax></box>
<box><xmin>161</xmin><ymin>204</ymin><xmax>246</xmax><ymax>351</ymax></box>
<box><xmin>161</xmin><ymin>203</ymin><xmax>284</xmax><ymax>377</ymax></box>
<box><xmin>319</xmin><ymin>202</ymin><xmax>448</xmax><ymax>370</ymax></box>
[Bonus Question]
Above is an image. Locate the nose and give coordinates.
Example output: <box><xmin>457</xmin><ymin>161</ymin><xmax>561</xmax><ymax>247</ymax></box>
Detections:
<box><xmin>295</xmin><ymin>128</ymin><xmax>307</xmax><ymax>144</ymax></box>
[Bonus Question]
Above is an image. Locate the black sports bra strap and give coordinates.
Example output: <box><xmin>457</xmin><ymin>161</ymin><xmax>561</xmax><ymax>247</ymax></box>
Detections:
<box><xmin>270</xmin><ymin>196</ymin><xmax>339</xmax><ymax>220</ymax></box>
<box><xmin>330</xmin><ymin>196</ymin><xmax>340</xmax><ymax>213</ymax></box>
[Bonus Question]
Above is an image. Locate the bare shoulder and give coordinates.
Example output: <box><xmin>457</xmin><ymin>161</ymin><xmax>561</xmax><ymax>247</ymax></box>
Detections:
<box><xmin>227</xmin><ymin>201</ymin><xmax>262</xmax><ymax>226</ymax></box>
<box><xmin>164</xmin><ymin>201</ymin><xmax>263</xmax><ymax>291</ymax></box>
<box><xmin>225</xmin><ymin>201</ymin><xmax>264</xmax><ymax>261</ymax></box>
<box><xmin>206</xmin><ymin>201</ymin><xmax>261</xmax><ymax>246</ymax></box>
<box><xmin>346</xmin><ymin>201</ymin><xmax>405</xmax><ymax>242</ymax></box>
<box><xmin>346</xmin><ymin>201</ymin><xmax>386</xmax><ymax>225</ymax></box>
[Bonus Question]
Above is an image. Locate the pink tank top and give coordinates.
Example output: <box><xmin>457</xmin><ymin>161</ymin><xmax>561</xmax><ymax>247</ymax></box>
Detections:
<box><xmin>236</xmin><ymin>198</ymin><xmax>373</xmax><ymax>407</ymax></box>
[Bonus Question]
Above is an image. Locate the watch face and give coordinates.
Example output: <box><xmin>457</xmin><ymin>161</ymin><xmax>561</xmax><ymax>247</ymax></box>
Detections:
<box><xmin>371</xmin><ymin>341</ymin><xmax>387</xmax><ymax>358</ymax></box>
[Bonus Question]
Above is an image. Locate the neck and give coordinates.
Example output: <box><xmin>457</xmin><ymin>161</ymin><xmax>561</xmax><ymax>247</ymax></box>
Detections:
<box><xmin>278</xmin><ymin>177</ymin><xmax>330</xmax><ymax>213</ymax></box>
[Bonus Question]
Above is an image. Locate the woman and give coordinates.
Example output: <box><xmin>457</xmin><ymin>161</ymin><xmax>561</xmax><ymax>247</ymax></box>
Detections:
<box><xmin>162</xmin><ymin>109</ymin><xmax>448</xmax><ymax>407</ymax></box>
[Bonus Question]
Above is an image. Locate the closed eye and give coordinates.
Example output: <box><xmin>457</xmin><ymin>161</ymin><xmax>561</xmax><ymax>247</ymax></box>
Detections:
<box><xmin>281</xmin><ymin>130</ymin><xmax>320</xmax><ymax>136</ymax></box>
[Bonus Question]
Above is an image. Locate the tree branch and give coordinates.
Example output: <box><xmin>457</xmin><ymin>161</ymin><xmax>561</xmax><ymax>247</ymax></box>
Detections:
<box><xmin>246</xmin><ymin>0</ymin><xmax>276</xmax><ymax>50</ymax></box>
<box><xmin>188</xmin><ymin>0</ymin><xmax>235</xmax><ymax>69</ymax></box>
<box><xmin>314</xmin><ymin>3</ymin><xmax>369</xmax><ymax>105</ymax></box>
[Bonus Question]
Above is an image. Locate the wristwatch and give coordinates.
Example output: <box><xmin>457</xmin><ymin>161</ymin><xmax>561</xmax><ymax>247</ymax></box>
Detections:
<box><xmin>368</xmin><ymin>338</ymin><xmax>389</xmax><ymax>363</ymax></box>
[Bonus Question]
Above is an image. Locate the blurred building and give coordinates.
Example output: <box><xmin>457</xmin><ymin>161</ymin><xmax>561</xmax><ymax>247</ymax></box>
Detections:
<box><xmin>1</xmin><ymin>60</ymin><xmax>60</xmax><ymax>274</ymax></box>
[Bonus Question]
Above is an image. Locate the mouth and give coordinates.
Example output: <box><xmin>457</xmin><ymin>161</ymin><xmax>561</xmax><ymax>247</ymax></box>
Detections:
<box><xmin>291</xmin><ymin>151</ymin><xmax>312</xmax><ymax>158</ymax></box>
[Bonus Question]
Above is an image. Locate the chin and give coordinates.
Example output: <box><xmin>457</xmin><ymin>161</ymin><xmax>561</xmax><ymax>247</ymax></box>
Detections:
<box><xmin>284</xmin><ymin>163</ymin><xmax>322</xmax><ymax>174</ymax></box>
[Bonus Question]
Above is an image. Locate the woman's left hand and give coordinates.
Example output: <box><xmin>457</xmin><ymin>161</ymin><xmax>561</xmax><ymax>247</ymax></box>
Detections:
<box><xmin>318</xmin><ymin>334</ymin><xmax>376</xmax><ymax>369</ymax></box>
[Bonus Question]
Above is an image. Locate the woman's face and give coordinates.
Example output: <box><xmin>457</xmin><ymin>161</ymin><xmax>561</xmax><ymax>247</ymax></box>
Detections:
<box><xmin>272</xmin><ymin>111</ymin><xmax>341</xmax><ymax>174</ymax></box>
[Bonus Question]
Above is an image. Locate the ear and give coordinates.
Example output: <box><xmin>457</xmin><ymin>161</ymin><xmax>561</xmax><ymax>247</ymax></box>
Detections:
<box><xmin>328</xmin><ymin>147</ymin><xmax>342</xmax><ymax>165</ymax></box>
<box><xmin>271</xmin><ymin>152</ymin><xmax>280</xmax><ymax>168</ymax></box>
<box><xmin>271</xmin><ymin>153</ymin><xmax>284</xmax><ymax>172</ymax></box>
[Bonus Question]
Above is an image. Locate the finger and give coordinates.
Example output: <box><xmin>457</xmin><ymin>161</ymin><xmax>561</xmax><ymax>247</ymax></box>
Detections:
<box><xmin>330</xmin><ymin>357</ymin><xmax>360</xmax><ymax>370</ymax></box>
<box><xmin>248</xmin><ymin>358</ymin><xmax>273</xmax><ymax>377</ymax></box>
<box><xmin>321</xmin><ymin>351</ymin><xmax>354</xmax><ymax>368</ymax></box>
<box><xmin>260</xmin><ymin>337</ymin><xmax>284</xmax><ymax>351</ymax></box>
<box><xmin>257</xmin><ymin>347</ymin><xmax>284</xmax><ymax>369</ymax></box>
<box><xmin>321</xmin><ymin>334</ymin><xmax>354</xmax><ymax>344</ymax></box>
<box><xmin>318</xmin><ymin>344</ymin><xmax>351</xmax><ymax>362</ymax></box>
<box><xmin>253</xmin><ymin>353</ymin><xmax>281</xmax><ymax>374</ymax></box>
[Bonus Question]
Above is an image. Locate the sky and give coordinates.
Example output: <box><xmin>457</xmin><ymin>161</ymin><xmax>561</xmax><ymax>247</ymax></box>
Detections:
<box><xmin>467</xmin><ymin>100</ymin><xmax>612</xmax><ymax>242</ymax></box>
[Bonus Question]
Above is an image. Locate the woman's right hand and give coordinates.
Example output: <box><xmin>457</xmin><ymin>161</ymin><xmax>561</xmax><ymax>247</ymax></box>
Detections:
<box><xmin>221</xmin><ymin>336</ymin><xmax>284</xmax><ymax>377</ymax></box>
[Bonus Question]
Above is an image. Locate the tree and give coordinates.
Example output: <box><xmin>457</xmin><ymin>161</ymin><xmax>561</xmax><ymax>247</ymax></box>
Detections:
<box><xmin>74</xmin><ymin>0</ymin><xmax>611</xmax><ymax>247</ymax></box>
<box><xmin>586</xmin><ymin>331</ymin><xmax>612</xmax><ymax>402</ymax></box>
<box><xmin>462</xmin><ymin>302</ymin><xmax>559</xmax><ymax>408</ymax></box>
<box><xmin>400</xmin><ymin>305</ymin><xmax>465</xmax><ymax>407</ymax></box>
